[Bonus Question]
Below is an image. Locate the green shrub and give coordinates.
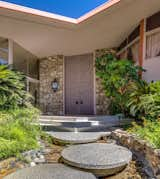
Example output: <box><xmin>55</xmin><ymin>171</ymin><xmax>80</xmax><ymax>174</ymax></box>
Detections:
<box><xmin>127</xmin><ymin>81</ymin><xmax>160</xmax><ymax>120</ymax></box>
<box><xmin>95</xmin><ymin>54</ymin><xmax>143</xmax><ymax>114</ymax></box>
<box><xmin>40</xmin><ymin>132</ymin><xmax>53</xmax><ymax>144</ymax></box>
<box><xmin>0</xmin><ymin>65</ymin><xmax>42</xmax><ymax>159</ymax></box>
<box><xmin>0</xmin><ymin>65</ymin><xmax>31</xmax><ymax>110</ymax></box>
<box><xmin>0</xmin><ymin>107</ymin><xmax>40</xmax><ymax>159</ymax></box>
<box><xmin>128</xmin><ymin>120</ymin><xmax>160</xmax><ymax>148</ymax></box>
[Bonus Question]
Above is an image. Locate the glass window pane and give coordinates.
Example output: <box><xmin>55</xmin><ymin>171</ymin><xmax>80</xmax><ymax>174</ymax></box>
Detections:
<box><xmin>0</xmin><ymin>37</ymin><xmax>8</xmax><ymax>64</ymax></box>
<box><xmin>146</xmin><ymin>31</ymin><xmax>160</xmax><ymax>59</ymax></box>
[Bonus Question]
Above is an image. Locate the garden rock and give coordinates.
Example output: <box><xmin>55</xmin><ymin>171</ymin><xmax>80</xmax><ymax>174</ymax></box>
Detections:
<box><xmin>30</xmin><ymin>162</ymin><xmax>36</xmax><ymax>167</ymax></box>
<box><xmin>111</xmin><ymin>129</ymin><xmax>160</xmax><ymax>177</ymax></box>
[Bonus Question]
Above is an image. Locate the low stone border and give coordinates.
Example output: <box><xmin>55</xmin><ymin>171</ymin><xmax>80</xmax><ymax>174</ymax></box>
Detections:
<box><xmin>111</xmin><ymin>129</ymin><xmax>160</xmax><ymax>178</ymax></box>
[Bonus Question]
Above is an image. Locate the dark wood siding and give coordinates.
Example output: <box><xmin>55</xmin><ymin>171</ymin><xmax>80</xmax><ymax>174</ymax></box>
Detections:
<box><xmin>147</xmin><ymin>11</ymin><xmax>160</xmax><ymax>31</ymax></box>
<box><xmin>128</xmin><ymin>25</ymin><xmax>140</xmax><ymax>43</ymax></box>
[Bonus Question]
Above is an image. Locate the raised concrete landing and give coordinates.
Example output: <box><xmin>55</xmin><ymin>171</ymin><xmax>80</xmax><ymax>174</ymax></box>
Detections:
<box><xmin>47</xmin><ymin>132</ymin><xmax>111</xmax><ymax>144</ymax></box>
<box><xmin>40</xmin><ymin>115</ymin><xmax>133</xmax><ymax>132</ymax></box>
<box><xmin>61</xmin><ymin>143</ymin><xmax>132</xmax><ymax>177</ymax></box>
<box><xmin>4</xmin><ymin>164</ymin><xmax>96</xmax><ymax>179</ymax></box>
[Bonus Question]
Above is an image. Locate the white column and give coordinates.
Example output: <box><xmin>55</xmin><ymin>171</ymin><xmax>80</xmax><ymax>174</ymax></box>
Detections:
<box><xmin>143</xmin><ymin>18</ymin><xmax>147</xmax><ymax>62</ymax></box>
<box><xmin>8</xmin><ymin>39</ymin><xmax>13</xmax><ymax>65</ymax></box>
<box><xmin>93</xmin><ymin>51</ymin><xmax>97</xmax><ymax>115</ymax></box>
<box><xmin>26</xmin><ymin>78</ymin><xmax>29</xmax><ymax>92</ymax></box>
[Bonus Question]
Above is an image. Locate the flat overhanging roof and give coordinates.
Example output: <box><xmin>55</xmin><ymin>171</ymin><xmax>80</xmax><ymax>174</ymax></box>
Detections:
<box><xmin>0</xmin><ymin>0</ymin><xmax>160</xmax><ymax>57</ymax></box>
<box><xmin>0</xmin><ymin>0</ymin><xmax>120</xmax><ymax>24</ymax></box>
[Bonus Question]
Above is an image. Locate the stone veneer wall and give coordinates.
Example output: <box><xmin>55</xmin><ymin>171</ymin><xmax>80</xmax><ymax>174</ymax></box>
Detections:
<box><xmin>95</xmin><ymin>49</ymin><xmax>116</xmax><ymax>115</ymax></box>
<box><xmin>39</xmin><ymin>56</ymin><xmax>64</xmax><ymax>115</ymax></box>
<box><xmin>111</xmin><ymin>129</ymin><xmax>160</xmax><ymax>178</ymax></box>
<box><xmin>39</xmin><ymin>49</ymin><xmax>116</xmax><ymax>115</ymax></box>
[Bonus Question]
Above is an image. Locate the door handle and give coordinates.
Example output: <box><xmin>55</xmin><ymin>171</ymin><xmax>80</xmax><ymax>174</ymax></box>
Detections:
<box><xmin>75</xmin><ymin>101</ymin><xmax>79</xmax><ymax>104</ymax></box>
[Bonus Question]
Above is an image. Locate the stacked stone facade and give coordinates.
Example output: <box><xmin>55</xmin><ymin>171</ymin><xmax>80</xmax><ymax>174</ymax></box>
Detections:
<box><xmin>95</xmin><ymin>49</ymin><xmax>116</xmax><ymax>115</ymax></box>
<box><xmin>95</xmin><ymin>77</ymin><xmax>110</xmax><ymax>115</ymax></box>
<box><xmin>39</xmin><ymin>49</ymin><xmax>115</xmax><ymax>115</ymax></box>
<box><xmin>39</xmin><ymin>56</ymin><xmax>64</xmax><ymax>115</ymax></box>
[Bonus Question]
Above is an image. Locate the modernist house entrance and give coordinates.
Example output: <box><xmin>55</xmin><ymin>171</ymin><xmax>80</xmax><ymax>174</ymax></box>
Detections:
<box><xmin>65</xmin><ymin>54</ymin><xmax>94</xmax><ymax>115</ymax></box>
<box><xmin>1</xmin><ymin>1</ymin><xmax>160</xmax><ymax>116</ymax></box>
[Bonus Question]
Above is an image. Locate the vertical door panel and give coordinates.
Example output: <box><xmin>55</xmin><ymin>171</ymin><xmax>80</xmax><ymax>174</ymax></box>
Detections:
<box><xmin>65</xmin><ymin>54</ymin><xmax>94</xmax><ymax>115</ymax></box>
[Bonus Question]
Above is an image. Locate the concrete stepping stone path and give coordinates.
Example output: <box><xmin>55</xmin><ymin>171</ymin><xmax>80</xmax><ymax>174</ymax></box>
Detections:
<box><xmin>61</xmin><ymin>143</ymin><xmax>132</xmax><ymax>177</ymax></box>
<box><xmin>4</xmin><ymin>164</ymin><xmax>96</xmax><ymax>179</ymax></box>
<box><xmin>48</xmin><ymin>132</ymin><xmax>110</xmax><ymax>144</ymax></box>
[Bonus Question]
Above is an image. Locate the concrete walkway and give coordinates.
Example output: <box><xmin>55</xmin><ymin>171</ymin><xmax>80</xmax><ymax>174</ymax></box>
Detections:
<box><xmin>40</xmin><ymin>115</ymin><xmax>132</xmax><ymax>132</ymax></box>
<box><xmin>4</xmin><ymin>164</ymin><xmax>96</xmax><ymax>179</ymax></box>
<box><xmin>47</xmin><ymin>131</ymin><xmax>110</xmax><ymax>144</ymax></box>
<box><xmin>61</xmin><ymin>143</ymin><xmax>132</xmax><ymax>177</ymax></box>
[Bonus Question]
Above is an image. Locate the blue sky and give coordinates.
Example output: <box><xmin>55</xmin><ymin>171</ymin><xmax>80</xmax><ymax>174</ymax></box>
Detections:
<box><xmin>2</xmin><ymin>0</ymin><xmax>108</xmax><ymax>18</ymax></box>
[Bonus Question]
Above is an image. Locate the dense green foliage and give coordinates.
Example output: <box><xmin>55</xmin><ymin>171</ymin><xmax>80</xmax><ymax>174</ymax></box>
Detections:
<box><xmin>128</xmin><ymin>120</ymin><xmax>160</xmax><ymax>148</ymax></box>
<box><xmin>0</xmin><ymin>65</ymin><xmax>41</xmax><ymax>160</ymax></box>
<box><xmin>96</xmin><ymin>53</ymin><xmax>160</xmax><ymax>148</ymax></box>
<box><xmin>96</xmin><ymin>53</ymin><xmax>160</xmax><ymax>121</ymax></box>
<box><xmin>95</xmin><ymin>54</ymin><xmax>143</xmax><ymax>114</ymax></box>
<box><xmin>0</xmin><ymin>65</ymin><xmax>31</xmax><ymax>109</ymax></box>
<box><xmin>127</xmin><ymin>81</ymin><xmax>160</xmax><ymax>120</ymax></box>
<box><xmin>0</xmin><ymin>107</ymin><xmax>40</xmax><ymax>159</ymax></box>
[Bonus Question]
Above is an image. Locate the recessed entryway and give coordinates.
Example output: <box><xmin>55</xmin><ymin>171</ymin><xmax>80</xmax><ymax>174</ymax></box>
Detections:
<box><xmin>65</xmin><ymin>53</ymin><xmax>94</xmax><ymax>115</ymax></box>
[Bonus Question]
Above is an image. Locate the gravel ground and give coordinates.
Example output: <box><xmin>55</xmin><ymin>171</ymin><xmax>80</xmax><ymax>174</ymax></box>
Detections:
<box><xmin>0</xmin><ymin>139</ymin><xmax>148</xmax><ymax>179</ymax></box>
<box><xmin>44</xmin><ymin>140</ymin><xmax>147</xmax><ymax>179</ymax></box>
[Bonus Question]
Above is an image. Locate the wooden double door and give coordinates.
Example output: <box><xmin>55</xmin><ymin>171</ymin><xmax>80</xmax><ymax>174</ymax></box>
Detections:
<box><xmin>65</xmin><ymin>54</ymin><xmax>94</xmax><ymax>115</ymax></box>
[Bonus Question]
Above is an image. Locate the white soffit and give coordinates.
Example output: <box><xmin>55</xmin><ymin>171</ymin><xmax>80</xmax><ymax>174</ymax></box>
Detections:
<box><xmin>0</xmin><ymin>0</ymin><xmax>160</xmax><ymax>57</ymax></box>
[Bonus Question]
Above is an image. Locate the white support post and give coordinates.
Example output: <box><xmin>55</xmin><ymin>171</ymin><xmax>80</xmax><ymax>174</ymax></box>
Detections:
<box><xmin>93</xmin><ymin>50</ymin><xmax>97</xmax><ymax>115</ymax></box>
<box><xmin>8</xmin><ymin>39</ymin><xmax>13</xmax><ymax>66</ymax></box>
<box><xmin>143</xmin><ymin>18</ymin><xmax>147</xmax><ymax>62</ymax></box>
<box><xmin>26</xmin><ymin>78</ymin><xmax>29</xmax><ymax>92</ymax></box>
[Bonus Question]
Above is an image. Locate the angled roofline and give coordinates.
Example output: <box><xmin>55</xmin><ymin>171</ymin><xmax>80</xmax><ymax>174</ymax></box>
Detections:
<box><xmin>0</xmin><ymin>0</ymin><xmax>77</xmax><ymax>24</ymax></box>
<box><xmin>77</xmin><ymin>0</ymin><xmax>120</xmax><ymax>23</ymax></box>
<box><xmin>0</xmin><ymin>0</ymin><xmax>121</xmax><ymax>24</ymax></box>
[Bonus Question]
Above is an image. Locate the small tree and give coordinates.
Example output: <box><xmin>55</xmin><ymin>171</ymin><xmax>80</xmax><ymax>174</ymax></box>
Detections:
<box><xmin>95</xmin><ymin>54</ymin><xmax>143</xmax><ymax>115</ymax></box>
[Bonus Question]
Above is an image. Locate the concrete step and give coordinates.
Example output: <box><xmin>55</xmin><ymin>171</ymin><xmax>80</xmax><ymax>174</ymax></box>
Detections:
<box><xmin>39</xmin><ymin>115</ymin><xmax>119</xmax><ymax>121</ymax></box>
<box><xmin>39</xmin><ymin>115</ymin><xmax>133</xmax><ymax>132</ymax></box>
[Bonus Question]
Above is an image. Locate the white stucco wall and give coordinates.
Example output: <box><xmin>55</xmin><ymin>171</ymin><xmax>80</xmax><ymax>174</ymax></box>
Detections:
<box><xmin>143</xmin><ymin>56</ymin><xmax>160</xmax><ymax>82</ymax></box>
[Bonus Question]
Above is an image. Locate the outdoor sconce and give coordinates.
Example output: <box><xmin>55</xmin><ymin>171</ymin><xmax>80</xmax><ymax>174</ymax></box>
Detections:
<box><xmin>51</xmin><ymin>78</ymin><xmax>59</xmax><ymax>92</ymax></box>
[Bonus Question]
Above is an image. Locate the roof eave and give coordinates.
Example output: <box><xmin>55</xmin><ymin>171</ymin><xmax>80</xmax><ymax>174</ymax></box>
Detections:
<box><xmin>0</xmin><ymin>0</ymin><xmax>121</xmax><ymax>25</ymax></box>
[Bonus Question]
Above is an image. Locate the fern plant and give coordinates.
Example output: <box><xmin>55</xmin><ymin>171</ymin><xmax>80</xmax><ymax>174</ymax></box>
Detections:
<box><xmin>127</xmin><ymin>81</ymin><xmax>160</xmax><ymax>120</ymax></box>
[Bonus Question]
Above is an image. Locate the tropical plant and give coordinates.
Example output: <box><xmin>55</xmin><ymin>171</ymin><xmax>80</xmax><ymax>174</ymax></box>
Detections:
<box><xmin>0</xmin><ymin>65</ymin><xmax>31</xmax><ymax>109</ymax></box>
<box><xmin>95</xmin><ymin>54</ymin><xmax>143</xmax><ymax>114</ymax></box>
<box><xmin>128</xmin><ymin>120</ymin><xmax>160</xmax><ymax>148</ymax></box>
<box><xmin>127</xmin><ymin>81</ymin><xmax>160</xmax><ymax>120</ymax></box>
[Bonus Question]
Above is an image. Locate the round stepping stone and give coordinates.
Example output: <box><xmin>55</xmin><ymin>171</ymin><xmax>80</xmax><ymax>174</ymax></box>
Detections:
<box><xmin>61</xmin><ymin>143</ymin><xmax>132</xmax><ymax>177</ymax></box>
<box><xmin>4</xmin><ymin>164</ymin><xmax>96</xmax><ymax>179</ymax></box>
<box><xmin>48</xmin><ymin>132</ymin><xmax>110</xmax><ymax>144</ymax></box>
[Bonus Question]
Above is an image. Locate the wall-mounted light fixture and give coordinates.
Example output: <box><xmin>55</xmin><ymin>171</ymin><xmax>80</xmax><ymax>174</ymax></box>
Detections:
<box><xmin>51</xmin><ymin>78</ymin><xmax>59</xmax><ymax>92</ymax></box>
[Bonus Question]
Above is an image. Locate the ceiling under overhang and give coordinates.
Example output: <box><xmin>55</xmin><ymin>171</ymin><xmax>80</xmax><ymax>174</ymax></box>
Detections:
<box><xmin>0</xmin><ymin>0</ymin><xmax>160</xmax><ymax>58</ymax></box>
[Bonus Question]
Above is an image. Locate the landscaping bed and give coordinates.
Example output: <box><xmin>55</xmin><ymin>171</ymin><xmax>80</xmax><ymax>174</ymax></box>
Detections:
<box><xmin>0</xmin><ymin>108</ymin><xmax>40</xmax><ymax>160</ymax></box>
<box><xmin>1</xmin><ymin>136</ymin><xmax>148</xmax><ymax>179</ymax></box>
<box><xmin>111</xmin><ymin>129</ymin><xmax>160</xmax><ymax>178</ymax></box>
<box><xmin>0</xmin><ymin>65</ymin><xmax>41</xmax><ymax>161</ymax></box>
